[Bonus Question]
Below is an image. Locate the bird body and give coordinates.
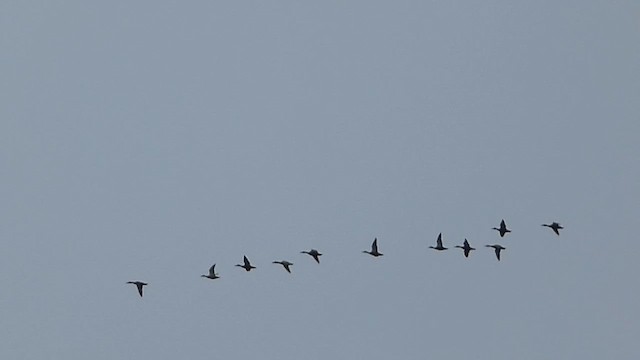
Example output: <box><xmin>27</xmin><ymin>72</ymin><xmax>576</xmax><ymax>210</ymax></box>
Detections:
<box><xmin>429</xmin><ymin>233</ymin><xmax>448</xmax><ymax>251</ymax></box>
<box><xmin>201</xmin><ymin>264</ymin><xmax>220</xmax><ymax>279</ymax></box>
<box><xmin>542</xmin><ymin>222</ymin><xmax>563</xmax><ymax>236</ymax></box>
<box><xmin>301</xmin><ymin>249</ymin><xmax>322</xmax><ymax>263</ymax></box>
<box><xmin>492</xmin><ymin>219</ymin><xmax>511</xmax><ymax>237</ymax></box>
<box><xmin>454</xmin><ymin>239</ymin><xmax>475</xmax><ymax>257</ymax></box>
<box><xmin>486</xmin><ymin>244</ymin><xmax>506</xmax><ymax>261</ymax></box>
<box><xmin>273</xmin><ymin>260</ymin><xmax>294</xmax><ymax>273</ymax></box>
<box><xmin>236</xmin><ymin>256</ymin><xmax>256</xmax><ymax>271</ymax></box>
<box><xmin>127</xmin><ymin>281</ymin><xmax>147</xmax><ymax>297</ymax></box>
<box><xmin>363</xmin><ymin>238</ymin><xmax>383</xmax><ymax>257</ymax></box>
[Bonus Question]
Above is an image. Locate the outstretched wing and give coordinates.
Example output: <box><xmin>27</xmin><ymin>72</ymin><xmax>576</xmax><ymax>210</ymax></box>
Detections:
<box><xmin>209</xmin><ymin>264</ymin><xmax>216</xmax><ymax>276</ymax></box>
<box><xmin>243</xmin><ymin>256</ymin><xmax>251</xmax><ymax>267</ymax></box>
<box><xmin>436</xmin><ymin>233</ymin><xmax>443</xmax><ymax>248</ymax></box>
<box><xmin>500</xmin><ymin>219</ymin><xmax>507</xmax><ymax>230</ymax></box>
<box><xmin>372</xmin><ymin>238</ymin><xmax>378</xmax><ymax>253</ymax></box>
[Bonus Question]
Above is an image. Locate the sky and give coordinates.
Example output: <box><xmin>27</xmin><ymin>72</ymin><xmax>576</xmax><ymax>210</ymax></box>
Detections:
<box><xmin>1</xmin><ymin>1</ymin><xmax>639</xmax><ymax>359</ymax></box>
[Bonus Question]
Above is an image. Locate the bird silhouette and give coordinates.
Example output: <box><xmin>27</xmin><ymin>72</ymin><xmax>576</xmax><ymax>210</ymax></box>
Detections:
<box><xmin>363</xmin><ymin>238</ymin><xmax>383</xmax><ymax>257</ymax></box>
<box><xmin>454</xmin><ymin>239</ymin><xmax>475</xmax><ymax>257</ymax></box>
<box><xmin>429</xmin><ymin>233</ymin><xmax>448</xmax><ymax>251</ymax></box>
<box><xmin>486</xmin><ymin>244</ymin><xmax>506</xmax><ymax>261</ymax></box>
<box><xmin>273</xmin><ymin>260</ymin><xmax>293</xmax><ymax>273</ymax></box>
<box><xmin>301</xmin><ymin>249</ymin><xmax>322</xmax><ymax>263</ymax></box>
<box><xmin>201</xmin><ymin>264</ymin><xmax>220</xmax><ymax>280</ymax></box>
<box><xmin>542</xmin><ymin>222</ymin><xmax>563</xmax><ymax>236</ymax></box>
<box><xmin>492</xmin><ymin>219</ymin><xmax>511</xmax><ymax>237</ymax></box>
<box><xmin>127</xmin><ymin>281</ymin><xmax>147</xmax><ymax>297</ymax></box>
<box><xmin>235</xmin><ymin>256</ymin><xmax>256</xmax><ymax>271</ymax></box>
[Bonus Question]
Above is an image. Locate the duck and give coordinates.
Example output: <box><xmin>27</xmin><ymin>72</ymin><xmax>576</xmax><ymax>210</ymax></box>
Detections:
<box><xmin>454</xmin><ymin>239</ymin><xmax>475</xmax><ymax>257</ymax></box>
<box><xmin>492</xmin><ymin>219</ymin><xmax>511</xmax><ymax>237</ymax></box>
<box><xmin>485</xmin><ymin>244</ymin><xmax>506</xmax><ymax>261</ymax></box>
<box><xmin>363</xmin><ymin>238</ymin><xmax>383</xmax><ymax>257</ymax></box>
<box><xmin>126</xmin><ymin>281</ymin><xmax>147</xmax><ymax>297</ymax></box>
<box><xmin>542</xmin><ymin>222</ymin><xmax>563</xmax><ymax>236</ymax></box>
<box><xmin>301</xmin><ymin>249</ymin><xmax>322</xmax><ymax>263</ymax></box>
<box><xmin>235</xmin><ymin>256</ymin><xmax>256</xmax><ymax>271</ymax></box>
<box><xmin>201</xmin><ymin>264</ymin><xmax>220</xmax><ymax>280</ymax></box>
<box><xmin>429</xmin><ymin>233</ymin><xmax>448</xmax><ymax>251</ymax></box>
<box><xmin>273</xmin><ymin>260</ymin><xmax>294</xmax><ymax>273</ymax></box>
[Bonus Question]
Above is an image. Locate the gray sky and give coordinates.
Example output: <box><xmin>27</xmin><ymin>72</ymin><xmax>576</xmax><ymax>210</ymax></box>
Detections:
<box><xmin>1</xmin><ymin>1</ymin><xmax>639</xmax><ymax>359</ymax></box>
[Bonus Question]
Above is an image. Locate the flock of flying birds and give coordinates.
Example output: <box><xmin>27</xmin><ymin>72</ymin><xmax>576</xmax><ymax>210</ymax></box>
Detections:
<box><xmin>126</xmin><ymin>219</ymin><xmax>564</xmax><ymax>297</ymax></box>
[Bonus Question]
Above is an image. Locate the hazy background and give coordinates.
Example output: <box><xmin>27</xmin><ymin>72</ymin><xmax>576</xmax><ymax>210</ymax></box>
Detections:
<box><xmin>1</xmin><ymin>1</ymin><xmax>639</xmax><ymax>359</ymax></box>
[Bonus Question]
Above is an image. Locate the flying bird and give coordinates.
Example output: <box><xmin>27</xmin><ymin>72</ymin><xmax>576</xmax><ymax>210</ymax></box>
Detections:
<box><xmin>454</xmin><ymin>239</ymin><xmax>475</xmax><ymax>257</ymax></box>
<box><xmin>492</xmin><ymin>219</ymin><xmax>511</xmax><ymax>237</ymax></box>
<box><xmin>486</xmin><ymin>244</ymin><xmax>506</xmax><ymax>261</ymax></box>
<box><xmin>273</xmin><ymin>260</ymin><xmax>294</xmax><ymax>273</ymax></box>
<box><xmin>235</xmin><ymin>256</ymin><xmax>256</xmax><ymax>271</ymax></box>
<box><xmin>363</xmin><ymin>238</ymin><xmax>383</xmax><ymax>257</ymax></box>
<box><xmin>429</xmin><ymin>233</ymin><xmax>448</xmax><ymax>251</ymax></box>
<box><xmin>126</xmin><ymin>281</ymin><xmax>147</xmax><ymax>297</ymax></box>
<box><xmin>201</xmin><ymin>264</ymin><xmax>220</xmax><ymax>280</ymax></box>
<box><xmin>301</xmin><ymin>249</ymin><xmax>322</xmax><ymax>263</ymax></box>
<box><xmin>542</xmin><ymin>222</ymin><xmax>563</xmax><ymax>236</ymax></box>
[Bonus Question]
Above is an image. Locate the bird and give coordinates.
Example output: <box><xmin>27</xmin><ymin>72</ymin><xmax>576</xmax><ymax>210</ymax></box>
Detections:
<box><xmin>429</xmin><ymin>233</ymin><xmax>448</xmax><ymax>251</ymax></box>
<box><xmin>301</xmin><ymin>249</ymin><xmax>322</xmax><ymax>263</ymax></box>
<box><xmin>273</xmin><ymin>260</ymin><xmax>293</xmax><ymax>273</ymax></box>
<box><xmin>235</xmin><ymin>256</ymin><xmax>256</xmax><ymax>271</ymax></box>
<box><xmin>363</xmin><ymin>238</ymin><xmax>383</xmax><ymax>257</ymax></box>
<box><xmin>542</xmin><ymin>222</ymin><xmax>563</xmax><ymax>236</ymax></box>
<box><xmin>492</xmin><ymin>219</ymin><xmax>511</xmax><ymax>237</ymax></box>
<box><xmin>201</xmin><ymin>264</ymin><xmax>220</xmax><ymax>280</ymax></box>
<box><xmin>126</xmin><ymin>281</ymin><xmax>147</xmax><ymax>297</ymax></box>
<box><xmin>486</xmin><ymin>244</ymin><xmax>506</xmax><ymax>261</ymax></box>
<box><xmin>454</xmin><ymin>239</ymin><xmax>475</xmax><ymax>257</ymax></box>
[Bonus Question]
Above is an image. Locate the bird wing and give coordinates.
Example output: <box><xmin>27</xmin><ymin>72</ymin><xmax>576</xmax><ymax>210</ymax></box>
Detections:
<box><xmin>464</xmin><ymin>248</ymin><xmax>470</xmax><ymax>257</ymax></box>
<box><xmin>372</xmin><ymin>238</ymin><xmax>378</xmax><ymax>252</ymax></box>
<box><xmin>209</xmin><ymin>264</ymin><xmax>216</xmax><ymax>276</ymax></box>
<box><xmin>436</xmin><ymin>233</ymin><xmax>443</xmax><ymax>248</ymax></box>
<box><xmin>136</xmin><ymin>283</ymin><xmax>144</xmax><ymax>297</ymax></box>
<box><xmin>244</xmin><ymin>256</ymin><xmax>251</xmax><ymax>267</ymax></box>
<box><xmin>313</xmin><ymin>254</ymin><xmax>320</xmax><ymax>263</ymax></box>
<box><xmin>495</xmin><ymin>248</ymin><xmax>501</xmax><ymax>261</ymax></box>
<box><xmin>553</xmin><ymin>227</ymin><xmax>560</xmax><ymax>236</ymax></box>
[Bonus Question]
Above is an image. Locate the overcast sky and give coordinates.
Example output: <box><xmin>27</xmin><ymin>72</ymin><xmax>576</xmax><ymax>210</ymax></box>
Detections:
<box><xmin>1</xmin><ymin>1</ymin><xmax>639</xmax><ymax>359</ymax></box>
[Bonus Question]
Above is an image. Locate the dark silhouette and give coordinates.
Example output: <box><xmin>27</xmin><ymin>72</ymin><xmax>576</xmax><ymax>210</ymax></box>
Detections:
<box><xmin>301</xmin><ymin>249</ymin><xmax>322</xmax><ymax>263</ymax></box>
<box><xmin>201</xmin><ymin>264</ymin><xmax>220</xmax><ymax>280</ymax></box>
<box><xmin>363</xmin><ymin>238</ymin><xmax>383</xmax><ymax>257</ymax></box>
<box><xmin>454</xmin><ymin>239</ymin><xmax>475</xmax><ymax>257</ymax></box>
<box><xmin>273</xmin><ymin>260</ymin><xmax>293</xmax><ymax>273</ymax></box>
<box><xmin>429</xmin><ymin>233</ymin><xmax>448</xmax><ymax>251</ymax></box>
<box><xmin>542</xmin><ymin>222</ymin><xmax>563</xmax><ymax>236</ymax></box>
<box><xmin>235</xmin><ymin>256</ymin><xmax>256</xmax><ymax>271</ymax></box>
<box><xmin>492</xmin><ymin>219</ymin><xmax>511</xmax><ymax>237</ymax></box>
<box><xmin>127</xmin><ymin>281</ymin><xmax>147</xmax><ymax>297</ymax></box>
<box><xmin>486</xmin><ymin>244</ymin><xmax>506</xmax><ymax>261</ymax></box>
